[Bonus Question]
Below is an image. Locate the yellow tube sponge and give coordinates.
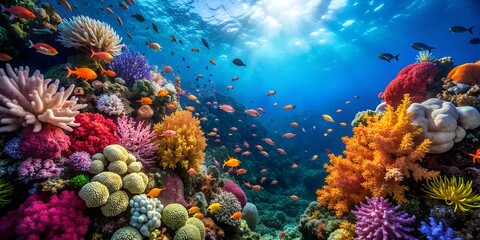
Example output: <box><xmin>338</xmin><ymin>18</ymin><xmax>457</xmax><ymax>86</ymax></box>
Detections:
<box><xmin>154</xmin><ymin>111</ymin><xmax>206</xmax><ymax>171</ymax></box>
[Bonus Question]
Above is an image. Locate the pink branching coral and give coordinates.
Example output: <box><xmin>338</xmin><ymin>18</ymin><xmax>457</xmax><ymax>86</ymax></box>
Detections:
<box><xmin>66</xmin><ymin>112</ymin><xmax>119</xmax><ymax>155</ymax></box>
<box><xmin>116</xmin><ymin>115</ymin><xmax>157</xmax><ymax>165</ymax></box>
<box><xmin>0</xmin><ymin>64</ymin><xmax>87</xmax><ymax>133</ymax></box>
<box><xmin>0</xmin><ymin>190</ymin><xmax>90</xmax><ymax>240</ymax></box>
<box><xmin>20</xmin><ymin>125</ymin><xmax>70</xmax><ymax>159</ymax></box>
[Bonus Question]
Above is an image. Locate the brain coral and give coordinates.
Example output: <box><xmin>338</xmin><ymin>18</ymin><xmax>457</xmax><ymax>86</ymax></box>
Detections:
<box><xmin>173</xmin><ymin>224</ymin><xmax>201</xmax><ymax>240</ymax></box>
<box><xmin>78</xmin><ymin>181</ymin><xmax>109</xmax><ymax>207</ymax></box>
<box><xmin>210</xmin><ymin>191</ymin><xmax>242</xmax><ymax>227</ymax></box>
<box><xmin>154</xmin><ymin>110</ymin><xmax>206</xmax><ymax>171</ymax></box>
<box><xmin>57</xmin><ymin>15</ymin><xmax>125</xmax><ymax>55</ymax></box>
<box><xmin>122</xmin><ymin>173</ymin><xmax>146</xmax><ymax>194</ymax></box>
<box><xmin>185</xmin><ymin>217</ymin><xmax>206</xmax><ymax>240</ymax></box>
<box><xmin>91</xmin><ymin>171</ymin><xmax>122</xmax><ymax>193</ymax></box>
<box><xmin>101</xmin><ymin>190</ymin><xmax>129</xmax><ymax>217</ymax></box>
<box><xmin>161</xmin><ymin>203</ymin><xmax>189</xmax><ymax>230</ymax></box>
<box><xmin>111</xmin><ymin>226</ymin><xmax>143</xmax><ymax>240</ymax></box>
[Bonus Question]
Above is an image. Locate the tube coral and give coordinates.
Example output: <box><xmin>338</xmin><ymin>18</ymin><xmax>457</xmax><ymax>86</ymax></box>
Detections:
<box><xmin>0</xmin><ymin>64</ymin><xmax>87</xmax><ymax>133</ymax></box>
<box><xmin>108</xmin><ymin>49</ymin><xmax>153</xmax><ymax>87</ymax></box>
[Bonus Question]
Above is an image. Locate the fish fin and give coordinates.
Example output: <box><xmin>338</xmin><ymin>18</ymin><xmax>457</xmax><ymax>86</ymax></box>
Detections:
<box><xmin>90</xmin><ymin>49</ymin><xmax>95</xmax><ymax>58</ymax></box>
<box><xmin>28</xmin><ymin>40</ymin><xmax>34</xmax><ymax>48</ymax></box>
<box><xmin>9</xmin><ymin>15</ymin><xmax>16</xmax><ymax>21</ymax></box>
<box><xmin>386</xmin><ymin>59</ymin><xmax>390</xmax><ymax>63</ymax></box>
<box><xmin>468</xmin><ymin>26</ymin><xmax>474</xmax><ymax>34</ymax></box>
<box><xmin>66</xmin><ymin>66</ymin><xmax>73</xmax><ymax>78</ymax></box>
<box><xmin>394</xmin><ymin>54</ymin><xmax>399</xmax><ymax>61</ymax></box>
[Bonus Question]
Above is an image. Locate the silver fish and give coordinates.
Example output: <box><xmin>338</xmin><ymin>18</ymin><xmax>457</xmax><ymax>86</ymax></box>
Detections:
<box><xmin>31</xmin><ymin>28</ymin><xmax>53</xmax><ymax>34</ymax></box>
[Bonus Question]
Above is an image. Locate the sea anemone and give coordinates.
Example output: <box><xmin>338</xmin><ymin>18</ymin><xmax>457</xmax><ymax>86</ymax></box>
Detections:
<box><xmin>96</xmin><ymin>94</ymin><xmax>125</xmax><ymax>115</ymax></box>
<box><xmin>423</xmin><ymin>175</ymin><xmax>480</xmax><ymax>212</ymax></box>
<box><xmin>415</xmin><ymin>50</ymin><xmax>435</xmax><ymax>63</ymax></box>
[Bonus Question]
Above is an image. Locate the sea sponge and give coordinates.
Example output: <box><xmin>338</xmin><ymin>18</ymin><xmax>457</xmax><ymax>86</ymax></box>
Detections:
<box><xmin>185</xmin><ymin>217</ymin><xmax>206</xmax><ymax>240</ymax></box>
<box><xmin>129</xmin><ymin>194</ymin><xmax>164</xmax><ymax>237</ymax></box>
<box><xmin>57</xmin><ymin>15</ymin><xmax>125</xmax><ymax>55</ymax></box>
<box><xmin>154</xmin><ymin>110</ymin><xmax>206</xmax><ymax>172</ymax></box>
<box><xmin>222</xmin><ymin>180</ymin><xmax>247</xmax><ymax>208</ymax></box>
<box><xmin>89</xmin><ymin>160</ymin><xmax>105</xmax><ymax>174</ymax></box>
<box><xmin>126</xmin><ymin>153</ymin><xmax>137</xmax><ymax>164</ymax></box>
<box><xmin>447</xmin><ymin>60</ymin><xmax>480</xmax><ymax>85</ymax></box>
<box><xmin>78</xmin><ymin>181</ymin><xmax>109</xmax><ymax>207</ymax></box>
<box><xmin>128</xmin><ymin>161</ymin><xmax>143</xmax><ymax>173</ymax></box>
<box><xmin>108</xmin><ymin>160</ymin><xmax>128</xmax><ymax>175</ymax></box>
<box><xmin>92</xmin><ymin>153</ymin><xmax>108</xmax><ymax>164</ymax></box>
<box><xmin>173</xmin><ymin>224</ymin><xmax>201</xmax><ymax>240</ymax></box>
<box><xmin>101</xmin><ymin>190</ymin><xmax>129</xmax><ymax>217</ymax></box>
<box><xmin>241</xmin><ymin>202</ymin><xmax>258</xmax><ymax>231</ymax></box>
<box><xmin>123</xmin><ymin>173</ymin><xmax>146</xmax><ymax>194</ymax></box>
<box><xmin>103</xmin><ymin>144</ymin><xmax>128</xmax><ymax>162</ymax></box>
<box><xmin>161</xmin><ymin>203</ymin><xmax>189</xmax><ymax>230</ymax></box>
<box><xmin>92</xmin><ymin>171</ymin><xmax>122</xmax><ymax>193</ymax></box>
<box><xmin>111</xmin><ymin>226</ymin><xmax>143</xmax><ymax>240</ymax></box>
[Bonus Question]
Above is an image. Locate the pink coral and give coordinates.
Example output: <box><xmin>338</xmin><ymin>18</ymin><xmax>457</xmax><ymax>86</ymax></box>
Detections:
<box><xmin>0</xmin><ymin>190</ymin><xmax>90</xmax><ymax>240</ymax></box>
<box><xmin>222</xmin><ymin>180</ymin><xmax>247</xmax><ymax>208</ymax></box>
<box><xmin>66</xmin><ymin>112</ymin><xmax>119</xmax><ymax>155</ymax></box>
<box><xmin>20</xmin><ymin>125</ymin><xmax>70</xmax><ymax>159</ymax></box>
<box><xmin>382</xmin><ymin>62</ymin><xmax>439</xmax><ymax>107</ymax></box>
<box><xmin>116</xmin><ymin>115</ymin><xmax>157</xmax><ymax>165</ymax></box>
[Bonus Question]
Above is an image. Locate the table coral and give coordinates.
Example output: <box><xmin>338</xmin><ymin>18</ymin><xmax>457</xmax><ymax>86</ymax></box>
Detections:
<box><xmin>316</xmin><ymin>95</ymin><xmax>438</xmax><ymax>217</ymax></box>
<box><xmin>447</xmin><ymin>60</ymin><xmax>480</xmax><ymax>85</ymax></box>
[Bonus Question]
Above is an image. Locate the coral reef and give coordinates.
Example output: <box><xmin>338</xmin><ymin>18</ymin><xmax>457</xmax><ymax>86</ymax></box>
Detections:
<box><xmin>109</xmin><ymin>49</ymin><xmax>154</xmax><ymax>87</ymax></box>
<box><xmin>223</xmin><ymin>179</ymin><xmax>247</xmax><ymax>208</ymax></box>
<box><xmin>111</xmin><ymin>226</ymin><xmax>143</xmax><ymax>240</ymax></box>
<box><xmin>174</xmin><ymin>224</ymin><xmax>201</xmax><ymax>240</ymax></box>
<box><xmin>161</xmin><ymin>203</ymin><xmax>189</xmax><ymax>230</ymax></box>
<box><xmin>210</xmin><ymin>191</ymin><xmax>242</xmax><ymax>227</ymax></box>
<box><xmin>157</xmin><ymin>172</ymin><xmax>188</xmax><ymax>206</ymax></box>
<box><xmin>17</xmin><ymin>157</ymin><xmax>62</xmax><ymax>182</ymax></box>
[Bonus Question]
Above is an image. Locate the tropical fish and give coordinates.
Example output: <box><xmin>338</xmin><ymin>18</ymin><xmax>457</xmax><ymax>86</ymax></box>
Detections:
<box><xmin>187</xmin><ymin>168</ymin><xmax>196</xmax><ymax>175</ymax></box>
<box><xmin>262</xmin><ymin>138</ymin><xmax>275</xmax><ymax>146</ymax></box>
<box><xmin>152</xmin><ymin>23</ymin><xmax>159</xmax><ymax>33</ymax></box>
<box><xmin>271</xmin><ymin>180</ymin><xmax>279</xmax><ymax>185</ymax></box>
<box><xmin>449</xmin><ymin>26</ymin><xmax>473</xmax><ymax>34</ymax></box>
<box><xmin>171</xmin><ymin>34</ymin><xmax>177</xmax><ymax>43</ymax></box>
<box><xmin>289</xmin><ymin>195</ymin><xmax>299</xmax><ymax>201</ymax></box>
<box><xmin>260</xmin><ymin>177</ymin><xmax>267</xmax><ymax>184</ymax></box>
<box><xmin>99</xmin><ymin>65</ymin><xmax>116</xmax><ymax>77</ymax></box>
<box><xmin>290</xmin><ymin>122</ymin><xmax>299</xmax><ymax>127</ymax></box>
<box><xmin>378</xmin><ymin>53</ymin><xmax>399</xmax><ymax>63</ymax></box>
<box><xmin>207</xmin><ymin>202</ymin><xmax>222</xmax><ymax>213</ymax></box>
<box><xmin>336</xmin><ymin>109</ymin><xmax>343</xmax><ymax>113</ymax></box>
<box><xmin>118</xmin><ymin>2</ymin><xmax>128</xmax><ymax>9</ymax></box>
<box><xmin>230</xmin><ymin>211</ymin><xmax>242</xmax><ymax>219</ymax></box>
<box><xmin>291</xmin><ymin>163</ymin><xmax>298</xmax><ymax>168</ymax></box>
<box><xmin>66</xmin><ymin>66</ymin><xmax>97</xmax><ymax>80</ymax></box>
<box><xmin>166</xmin><ymin>103</ymin><xmax>177</xmax><ymax>110</ymax></box>
<box><xmin>131</xmin><ymin>13</ymin><xmax>145</xmax><ymax>22</ymax></box>
<box><xmin>158</xmin><ymin>89</ymin><xmax>169</xmax><ymax>97</ymax></box>
<box><xmin>220</xmin><ymin>104</ymin><xmax>235</xmax><ymax>113</ymax></box>
<box><xmin>223</xmin><ymin>156</ymin><xmax>240</xmax><ymax>168</ymax></box>
<box><xmin>0</xmin><ymin>4</ymin><xmax>36</xmax><ymax>20</ymax></box>
<box><xmin>231</xmin><ymin>76</ymin><xmax>239</xmax><ymax>81</ymax></box>
<box><xmin>57</xmin><ymin>0</ymin><xmax>72</xmax><ymax>11</ymax></box>
<box><xmin>31</xmin><ymin>28</ymin><xmax>53</xmax><ymax>34</ymax></box>
<box><xmin>411</xmin><ymin>42</ymin><xmax>435</xmax><ymax>51</ymax></box>
<box><xmin>191</xmin><ymin>48</ymin><xmax>200</xmax><ymax>52</ymax></box>
<box><xmin>188</xmin><ymin>206</ymin><xmax>200</xmax><ymax>214</ymax></box>
<box><xmin>252</xmin><ymin>185</ymin><xmax>262</xmax><ymax>191</ymax></box>
<box><xmin>469</xmin><ymin>38</ymin><xmax>480</xmax><ymax>44</ymax></box>
<box><xmin>260</xmin><ymin>151</ymin><xmax>269</xmax><ymax>157</ymax></box>
<box><xmin>236</xmin><ymin>168</ymin><xmax>247</xmax><ymax>175</ymax></box>
<box><xmin>255</xmin><ymin>145</ymin><xmax>264</xmax><ymax>151</ymax></box>
<box><xmin>126</xmin><ymin>32</ymin><xmax>133</xmax><ymax>39</ymax></box>
<box><xmin>339</xmin><ymin>122</ymin><xmax>348</xmax><ymax>127</ymax></box>
<box><xmin>245</xmin><ymin>109</ymin><xmax>260</xmax><ymax>117</ymax></box>
<box><xmin>201</xmin><ymin>38</ymin><xmax>210</xmax><ymax>49</ymax></box>
<box><xmin>310</xmin><ymin>155</ymin><xmax>319</xmax><ymax>161</ymax></box>
<box><xmin>226</xmin><ymin>85</ymin><xmax>234</xmax><ymax>90</ymax></box>
<box><xmin>209</xmin><ymin>60</ymin><xmax>216</xmax><ymax>65</ymax></box>
<box><xmin>282</xmin><ymin>133</ymin><xmax>296</xmax><ymax>138</ymax></box>
<box><xmin>279</xmin><ymin>232</ymin><xmax>286</xmax><ymax>240</ymax></box>
<box><xmin>163</xmin><ymin>65</ymin><xmax>173</xmax><ymax>73</ymax></box>
<box><xmin>103</xmin><ymin>7</ymin><xmax>114</xmax><ymax>14</ymax></box>
<box><xmin>232</xmin><ymin>58</ymin><xmax>246</xmax><ymax>66</ymax></box>
<box><xmin>241</xmin><ymin>151</ymin><xmax>251</xmax><ymax>156</ymax></box>
<box><xmin>283</xmin><ymin>104</ymin><xmax>296</xmax><ymax>111</ymax></box>
<box><xmin>146</xmin><ymin>41</ymin><xmax>161</xmax><ymax>50</ymax></box>
<box><xmin>137</xmin><ymin>97</ymin><xmax>153</xmax><ymax>105</ymax></box>
<box><xmin>277</xmin><ymin>148</ymin><xmax>286</xmax><ymax>155</ymax></box>
<box><xmin>322</xmin><ymin>114</ymin><xmax>334</xmax><ymax>122</ymax></box>
<box><xmin>193</xmin><ymin>212</ymin><xmax>205</xmax><ymax>218</ymax></box>
<box><xmin>146</xmin><ymin>188</ymin><xmax>164</xmax><ymax>198</ymax></box>
<box><xmin>266</xmin><ymin>90</ymin><xmax>276</xmax><ymax>96</ymax></box>
<box><xmin>91</xmin><ymin>49</ymin><xmax>113</xmax><ymax>62</ymax></box>
<box><xmin>29</xmin><ymin>40</ymin><xmax>58</xmax><ymax>56</ymax></box>
<box><xmin>0</xmin><ymin>53</ymin><xmax>12</xmax><ymax>61</ymax></box>
<box><xmin>161</xmin><ymin>130</ymin><xmax>176</xmax><ymax>137</ymax></box>
<box><xmin>117</xmin><ymin>15</ymin><xmax>123</xmax><ymax>26</ymax></box>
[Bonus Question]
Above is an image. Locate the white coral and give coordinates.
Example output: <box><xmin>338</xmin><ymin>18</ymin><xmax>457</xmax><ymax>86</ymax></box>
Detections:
<box><xmin>0</xmin><ymin>64</ymin><xmax>87</xmax><ymax>133</ymax></box>
<box><xmin>96</xmin><ymin>94</ymin><xmax>125</xmax><ymax>115</ymax></box>
<box><xmin>57</xmin><ymin>15</ymin><xmax>125</xmax><ymax>55</ymax></box>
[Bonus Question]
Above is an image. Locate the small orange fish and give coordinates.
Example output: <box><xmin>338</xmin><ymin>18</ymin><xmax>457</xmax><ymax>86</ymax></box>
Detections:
<box><xmin>310</xmin><ymin>155</ymin><xmax>319</xmax><ymax>161</ymax></box>
<box><xmin>290</xmin><ymin>122</ymin><xmax>299</xmax><ymax>127</ymax></box>
<box><xmin>158</xmin><ymin>89</ymin><xmax>169</xmax><ymax>97</ymax></box>
<box><xmin>29</xmin><ymin>40</ymin><xmax>58</xmax><ymax>56</ymax></box>
<box><xmin>243</xmin><ymin>181</ymin><xmax>252</xmax><ymax>188</ymax></box>
<box><xmin>1</xmin><ymin>4</ymin><xmax>36</xmax><ymax>20</ymax></box>
<box><xmin>187</xmin><ymin>168</ymin><xmax>196</xmax><ymax>175</ymax></box>
<box><xmin>230</xmin><ymin>211</ymin><xmax>243</xmax><ymax>219</ymax></box>
<box><xmin>260</xmin><ymin>169</ymin><xmax>267</xmax><ymax>173</ymax></box>
<box><xmin>185</xmin><ymin>106</ymin><xmax>195</xmax><ymax>111</ymax></box>
<box><xmin>223</xmin><ymin>156</ymin><xmax>241</xmax><ymax>168</ymax></box>
<box><xmin>137</xmin><ymin>97</ymin><xmax>153</xmax><ymax>105</ymax></box>
<box><xmin>57</xmin><ymin>0</ymin><xmax>72</xmax><ymax>11</ymax></box>
<box><xmin>230</xmin><ymin>127</ymin><xmax>238</xmax><ymax>131</ymax></box>
<box><xmin>147</xmin><ymin>188</ymin><xmax>164</xmax><ymax>198</ymax></box>
<box><xmin>0</xmin><ymin>53</ymin><xmax>12</xmax><ymax>61</ymax></box>
<box><xmin>289</xmin><ymin>195</ymin><xmax>299</xmax><ymax>201</ymax></box>
<box><xmin>166</xmin><ymin>103</ymin><xmax>177</xmax><ymax>110</ymax></box>
<box><xmin>91</xmin><ymin>49</ymin><xmax>113</xmax><ymax>62</ymax></box>
<box><xmin>245</xmin><ymin>109</ymin><xmax>260</xmax><ymax>117</ymax></box>
<box><xmin>282</xmin><ymin>133</ymin><xmax>297</xmax><ymax>138</ymax></box>
<box><xmin>193</xmin><ymin>212</ymin><xmax>205</xmax><ymax>218</ymax></box>
<box><xmin>66</xmin><ymin>66</ymin><xmax>97</xmax><ymax>80</ymax></box>
<box><xmin>322</xmin><ymin>114</ymin><xmax>335</xmax><ymax>123</ymax></box>
<box><xmin>209</xmin><ymin>59</ymin><xmax>216</xmax><ymax>65</ymax></box>
<box><xmin>145</xmin><ymin>41</ymin><xmax>161</xmax><ymax>50</ymax></box>
<box><xmin>339</xmin><ymin>122</ymin><xmax>348</xmax><ymax>127</ymax></box>
<box><xmin>188</xmin><ymin>206</ymin><xmax>200</xmax><ymax>214</ymax></box>
<box><xmin>260</xmin><ymin>151</ymin><xmax>269</xmax><ymax>157</ymax></box>
<box><xmin>117</xmin><ymin>15</ymin><xmax>123</xmax><ymax>26</ymax></box>
<box><xmin>260</xmin><ymin>177</ymin><xmax>267</xmax><ymax>184</ymax></box>
<box><xmin>219</xmin><ymin>104</ymin><xmax>235</xmax><ymax>113</ymax></box>
<box><xmin>236</xmin><ymin>168</ymin><xmax>247</xmax><ymax>175</ymax></box>
<box><xmin>266</xmin><ymin>90</ymin><xmax>276</xmax><ymax>96</ymax></box>
<box><xmin>271</xmin><ymin>180</ymin><xmax>279</xmax><ymax>185</ymax></box>
<box><xmin>283</xmin><ymin>104</ymin><xmax>296</xmax><ymax>111</ymax></box>
<box><xmin>241</xmin><ymin>151</ymin><xmax>251</xmax><ymax>156</ymax></box>
<box><xmin>191</xmin><ymin>48</ymin><xmax>199</xmax><ymax>52</ymax></box>
<box><xmin>277</xmin><ymin>148</ymin><xmax>286</xmax><ymax>155</ymax></box>
<box><xmin>291</xmin><ymin>163</ymin><xmax>298</xmax><ymax>168</ymax></box>
<box><xmin>252</xmin><ymin>185</ymin><xmax>263</xmax><ymax>191</ymax></box>
<box><xmin>255</xmin><ymin>145</ymin><xmax>264</xmax><ymax>151</ymax></box>
<box><xmin>262</xmin><ymin>138</ymin><xmax>275</xmax><ymax>146</ymax></box>
<box><xmin>161</xmin><ymin>130</ymin><xmax>176</xmax><ymax>137</ymax></box>
<box><xmin>99</xmin><ymin>65</ymin><xmax>116</xmax><ymax>77</ymax></box>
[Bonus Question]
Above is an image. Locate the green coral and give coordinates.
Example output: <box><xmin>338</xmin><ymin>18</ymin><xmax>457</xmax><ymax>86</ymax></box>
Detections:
<box><xmin>122</xmin><ymin>173</ymin><xmax>146</xmax><ymax>194</ymax></box>
<box><xmin>103</xmin><ymin>145</ymin><xmax>128</xmax><ymax>162</ymax></box>
<box><xmin>161</xmin><ymin>203</ymin><xmax>189</xmax><ymax>230</ymax></box>
<box><xmin>127</xmin><ymin>161</ymin><xmax>142</xmax><ymax>173</ymax></box>
<box><xmin>0</xmin><ymin>178</ymin><xmax>13</xmax><ymax>207</ymax></box>
<box><xmin>79</xmin><ymin>181</ymin><xmax>109</xmax><ymax>207</ymax></box>
<box><xmin>132</xmin><ymin>79</ymin><xmax>157</xmax><ymax>100</ymax></box>
<box><xmin>101</xmin><ymin>190</ymin><xmax>129</xmax><ymax>217</ymax></box>
<box><xmin>111</xmin><ymin>226</ymin><xmax>143</xmax><ymax>240</ymax></box>
<box><xmin>108</xmin><ymin>161</ymin><xmax>128</xmax><ymax>175</ymax></box>
<box><xmin>185</xmin><ymin>217</ymin><xmax>205</xmax><ymax>240</ymax></box>
<box><xmin>67</xmin><ymin>174</ymin><xmax>90</xmax><ymax>189</ymax></box>
<box><xmin>173</xmin><ymin>224</ymin><xmax>201</xmax><ymax>240</ymax></box>
<box><xmin>351</xmin><ymin>109</ymin><xmax>376</xmax><ymax>127</ymax></box>
<box><xmin>89</xmin><ymin>160</ymin><xmax>105</xmax><ymax>174</ymax></box>
<box><xmin>92</xmin><ymin>171</ymin><xmax>122</xmax><ymax>193</ymax></box>
<box><xmin>423</xmin><ymin>175</ymin><xmax>480</xmax><ymax>212</ymax></box>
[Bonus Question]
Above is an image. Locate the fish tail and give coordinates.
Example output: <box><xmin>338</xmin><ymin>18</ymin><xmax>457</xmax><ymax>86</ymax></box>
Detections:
<box><xmin>90</xmin><ymin>48</ymin><xmax>95</xmax><ymax>58</ymax></box>
<box><xmin>28</xmin><ymin>40</ymin><xmax>34</xmax><ymax>48</ymax></box>
<box><xmin>394</xmin><ymin>54</ymin><xmax>399</xmax><ymax>61</ymax></box>
<box><xmin>468</xmin><ymin>26</ymin><xmax>474</xmax><ymax>34</ymax></box>
<box><xmin>66</xmin><ymin>66</ymin><xmax>73</xmax><ymax>78</ymax></box>
<box><xmin>145</xmin><ymin>41</ymin><xmax>149</xmax><ymax>46</ymax></box>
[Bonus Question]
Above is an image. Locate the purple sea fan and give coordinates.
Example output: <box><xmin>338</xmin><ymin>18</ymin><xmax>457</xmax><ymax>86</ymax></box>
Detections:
<box><xmin>108</xmin><ymin>48</ymin><xmax>153</xmax><ymax>87</ymax></box>
<box><xmin>352</xmin><ymin>197</ymin><xmax>416</xmax><ymax>240</ymax></box>
<box><xmin>68</xmin><ymin>151</ymin><xmax>92</xmax><ymax>171</ymax></box>
<box><xmin>116</xmin><ymin>115</ymin><xmax>157</xmax><ymax>165</ymax></box>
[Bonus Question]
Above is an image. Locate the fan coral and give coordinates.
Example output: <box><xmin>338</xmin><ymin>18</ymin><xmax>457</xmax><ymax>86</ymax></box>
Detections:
<box><xmin>316</xmin><ymin>95</ymin><xmax>438</xmax><ymax>217</ymax></box>
<box><xmin>3</xmin><ymin>137</ymin><xmax>23</xmax><ymax>159</ymax></box>
<box><xmin>154</xmin><ymin>110</ymin><xmax>206</xmax><ymax>171</ymax></box>
<box><xmin>68</xmin><ymin>151</ymin><xmax>92</xmax><ymax>171</ymax></box>
<box><xmin>382</xmin><ymin>62</ymin><xmax>439</xmax><ymax>107</ymax></box>
<box><xmin>447</xmin><ymin>60</ymin><xmax>480</xmax><ymax>85</ymax></box>
<box><xmin>57</xmin><ymin>15</ymin><xmax>125</xmax><ymax>55</ymax></box>
<box><xmin>423</xmin><ymin>175</ymin><xmax>480</xmax><ymax>212</ymax></box>
<box><xmin>66</xmin><ymin>112</ymin><xmax>120</xmax><ymax>155</ymax></box>
<box><xmin>109</xmin><ymin>49</ymin><xmax>154</xmax><ymax>87</ymax></box>
<box><xmin>129</xmin><ymin>193</ymin><xmax>164</xmax><ymax>236</ymax></box>
<box><xmin>352</xmin><ymin>197</ymin><xmax>416</xmax><ymax>240</ymax></box>
<box><xmin>17</xmin><ymin>157</ymin><xmax>62</xmax><ymax>182</ymax></box>
<box><xmin>20</xmin><ymin>125</ymin><xmax>70</xmax><ymax>159</ymax></box>
<box><xmin>0</xmin><ymin>190</ymin><xmax>90</xmax><ymax>240</ymax></box>
<box><xmin>116</xmin><ymin>115</ymin><xmax>157</xmax><ymax>165</ymax></box>
<box><xmin>210</xmin><ymin>191</ymin><xmax>242</xmax><ymax>227</ymax></box>
<box><xmin>0</xmin><ymin>178</ymin><xmax>13</xmax><ymax>207</ymax></box>
<box><xmin>419</xmin><ymin>217</ymin><xmax>460</xmax><ymax>240</ymax></box>
<box><xmin>96</xmin><ymin>94</ymin><xmax>125</xmax><ymax>115</ymax></box>
<box><xmin>0</xmin><ymin>64</ymin><xmax>87</xmax><ymax>133</ymax></box>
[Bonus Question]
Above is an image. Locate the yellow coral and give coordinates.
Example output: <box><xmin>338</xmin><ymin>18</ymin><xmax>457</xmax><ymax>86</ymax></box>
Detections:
<box><xmin>423</xmin><ymin>175</ymin><xmax>480</xmax><ymax>212</ymax></box>
<box><xmin>316</xmin><ymin>95</ymin><xmax>438</xmax><ymax>217</ymax></box>
<box><xmin>154</xmin><ymin>111</ymin><xmax>206</xmax><ymax>171</ymax></box>
<box><xmin>338</xmin><ymin>221</ymin><xmax>356</xmax><ymax>240</ymax></box>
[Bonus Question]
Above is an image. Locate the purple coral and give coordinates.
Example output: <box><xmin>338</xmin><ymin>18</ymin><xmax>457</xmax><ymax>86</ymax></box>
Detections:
<box><xmin>17</xmin><ymin>157</ymin><xmax>62</xmax><ymax>182</ymax></box>
<box><xmin>352</xmin><ymin>197</ymin><xmax>416</xmax><ymax>240</ymax></box>
<box><xmin>222</xmin><ymin>179</ymin><xmax>247</xmax><ymax>208</ymax></box>
<box><xmin>157</xmin><ymin>172</ymin><xmax>187</xmax><ymax>207</ymax></box>
<box><xmin>0</xmin><ymin>190</ymin><xmax>90</xmax><ymax>240</ymax></box>
<box><xmin>108</xmin><ymin>48</ymin><xmax>153</xmax><ymax>87</ymax></box>
<box><xmin>68</xmin><ymin>151</ymin><xmax>92</xmax><ymax>171</ymax></box>
<box><xmin>116</xmin><ymin>115</ymin><xmax>157</xmax><ymax>165</ymax></box>
<box><xmin>4</xmin><ymin>137</ymin><xmax>23</xmax><ymax>159</ymax></box>
<box><xmin>20</xmin><ymin>125</ymin><xmax>70</xmax><ymax>159</ymax></box>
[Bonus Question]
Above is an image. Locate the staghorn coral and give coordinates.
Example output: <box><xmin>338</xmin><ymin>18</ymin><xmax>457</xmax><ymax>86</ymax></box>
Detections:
<box><xmin>316</xmin><ymin>95</ymin><xmax>438</xmax><ymax>217</ymax></box>
<box><xmin>57</xmin><ymin>15</ymin><xmax>125</xmax><ymax>55</ymax></box>
<box><xmin>154</xmin><ymin>110</ymin><xmax>206</xmax><ymax>172</ymax></box>
<box><xmin>423</xmin><ymin>175</ymin><xmax>480</xmax><ymax>212</ymax></box>
<box><xmin>419</xmin><ymin>217</ymin><xmax>460</xmax><ymax>240</ymax></box>
<box><xmin>0</xmin><ymin>64</ymin><xmax>87</xmax><ymax>133</ymax></box>
<box><xmin>116</xmin><ymin>115</ymin><xmax>157</xmax><ymax>165</ymax></box>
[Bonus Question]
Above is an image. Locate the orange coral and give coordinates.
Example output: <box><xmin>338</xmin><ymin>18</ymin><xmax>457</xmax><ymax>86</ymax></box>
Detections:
<box><xmin>316</xmin><ymin>95</ymin><xmax>438</xmax><ymax>217</ymax></box>
<box><xmin>447</xmin><ymin>60</ymin><xmax>480</xmax><ymax>85</ymax></box>
<box><xmin>154</xmin><ymin>110</ymin><xmax>207</xmax><ymax>171</ymax></box>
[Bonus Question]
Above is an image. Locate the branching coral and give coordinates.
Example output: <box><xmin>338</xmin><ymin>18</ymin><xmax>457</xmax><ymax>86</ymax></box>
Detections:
<box><xmin>419</xmin><ymin>217</ymin><xmax>460</xmax><ymax>240</ymax></box>
<box><xmin>423</xmin><ymin>175</ymin><xmax>480</xmax><ymax>212</ymax></box>
<box><xmin>96</xmin><ymin>93</ymin><xmax>125</xmax><ymax>115</ymax></box>
<box><xmin>154</xmin><ymin>110</ymin><xmax>206</xmax><ymax>171</ymax></box>
<box><xmin>57</xmin><ymin>15</ymin><xmax>125</xmax><ymax>55</ymax></box>
<box><xmin>116</xmin><ymin>115</ymin><xmax>157</xmax><ymax>165</ymax></box>
<box><xmin>0</xmin><ymin>64</ymin><xmax>86</xmax><ymax>133</ymax></box>
<box><xmin>316</xmin><ymin>95</ymin><xmax>438</xmax><ymax>217</ymax></box>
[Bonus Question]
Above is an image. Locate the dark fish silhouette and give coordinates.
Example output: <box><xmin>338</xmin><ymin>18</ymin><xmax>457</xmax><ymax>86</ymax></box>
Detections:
<box><xmin>131</xmin><ymin>13</ymin><xmax>145</xmax><ymax>22</ymax></box>
<box><xmin>171</xmin><ymin>34</ymin><xmax>177</xmax><ymax>43</ymax></box>
<box><xmin>170</xmin><ymin>51</ymin><xmax>175</xmax><ymax>56</ymax></box>
<box><xmin>469</xmin><ymin>38</ymin><xmax>480</xmax><ymax>44</ymax></box>
<box><xmin>182</xmin><ymin>57</ymin><xmax>185</xmax><ymax>61</ymax></box>
<box><xmin>126</xmin><ymin>32</ymin><xmax>133</xmax><ymax>39</ymax></box>
<box><xmin>232</xmin><ymin>58</ymin><xmax>246</xmax><ymax>67</ymax></box>
<box><xmin>179</xmin><ymin>40</ymin><xmax>183</xmax><ymax>45</ymax></box>
<box><xmin>378</xmin><ymin>53</ymin><xmax>399</xmax><ymax>63</ymax></box>
<box><xmin>152</xmin><ymin>23</ymin><xmax>158</xmax><ymax>33</ymax></box>
<box><xmin>411</xmin><ymin>42</ymin><xmax>435</xmax><ymax>51</ymax></box>
<box><xmin>449</xmin><ymin>26</ymin><xmax>473</xmax><ymax>34</ymax></box>
<box><xmin>205</xmin><ymin>66</ymin><xmax>208</xmax><ymax>70</ymax></box>
<box><xmin>201</xmin><ymin>38</ymin><xmax>209</xmax><ymax>49</ymax></box>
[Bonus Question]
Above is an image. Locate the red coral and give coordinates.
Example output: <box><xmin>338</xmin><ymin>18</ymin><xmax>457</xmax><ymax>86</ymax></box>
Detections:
<box><xmin>20</xmin><ymin>125</ymin><xmax>70</xmax><ymax>159</ymax></box>
<box><xmin>382</xmin><ymin>62</ymin><xmax>439</xmax><ymax>107</ymax></box>
<box><xmin>66</xmin><ymin>113</ymin><xmax>119</xmax><ymax>155</ymax></box>
<box><xmin>0</xmin><ymin>191</ymin><xmax>90</xmax><ymax>240</ymax></box>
